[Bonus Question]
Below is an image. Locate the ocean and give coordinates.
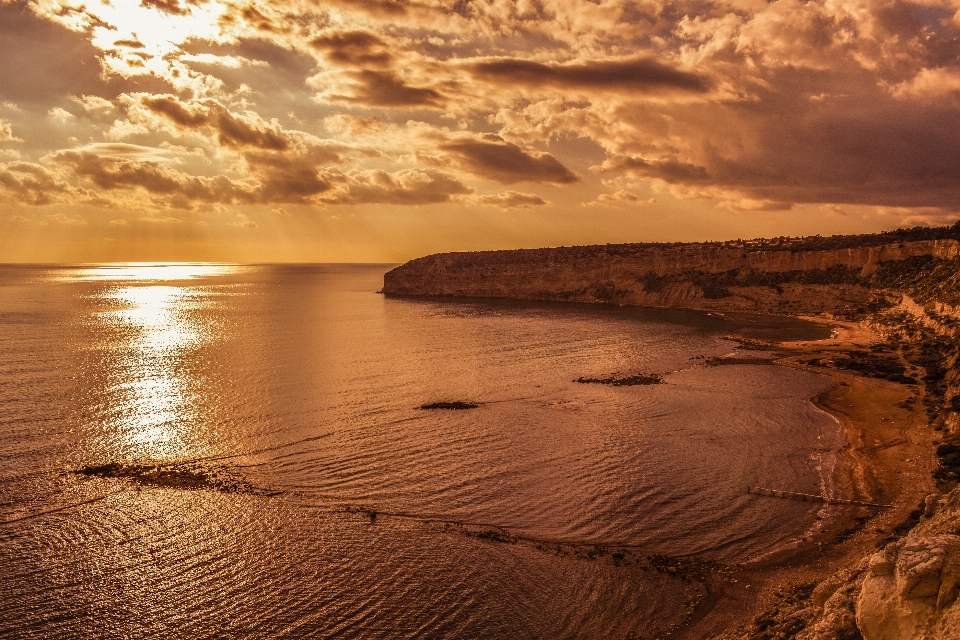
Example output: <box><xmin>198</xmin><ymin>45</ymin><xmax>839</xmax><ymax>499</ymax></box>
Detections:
<box><xmin>0</xmin><ymin>263</ymin><xmax>840</xmax><ymax>638</ymax></box>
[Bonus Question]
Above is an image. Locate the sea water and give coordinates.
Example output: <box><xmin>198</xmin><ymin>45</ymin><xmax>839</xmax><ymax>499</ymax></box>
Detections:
<box><xmin>0</xmin><ymin>264</ymin><xmax>839</xmax><ymax>638</ymax></box>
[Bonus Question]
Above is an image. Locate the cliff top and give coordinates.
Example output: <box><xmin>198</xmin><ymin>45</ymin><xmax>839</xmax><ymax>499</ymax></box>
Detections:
<box><xmin>422</xmin><ymin>221</ymin><xmax>960</xmax><ymax>260</ymax></box>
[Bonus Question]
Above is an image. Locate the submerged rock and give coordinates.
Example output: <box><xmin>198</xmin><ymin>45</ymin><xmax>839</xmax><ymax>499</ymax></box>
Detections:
<box><xmin>74</xmin><ymin>461</ymin><xmax>271</xmax><ymax>495</ymax></box>
<box><xmin>419</xmin><ymin>401</ymin><xmax>479</xmax><ymax>410</ymax></box>
<box><xmin>575</xmin><ymin>373</ymin><xmax>664</xmax><ymax>386</ymax></box>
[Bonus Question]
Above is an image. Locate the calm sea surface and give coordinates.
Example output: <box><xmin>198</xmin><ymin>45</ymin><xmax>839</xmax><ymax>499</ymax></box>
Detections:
<box><xmin>0</xmin><ymin>264</ymin><xmax>839</xmax><ymax>638</ymax></box>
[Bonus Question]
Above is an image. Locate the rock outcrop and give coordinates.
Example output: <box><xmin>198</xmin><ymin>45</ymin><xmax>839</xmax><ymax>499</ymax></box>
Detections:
<box><xmin>855</xmin><ymin>494</ymin><xmax>960</xmax><ymax>639</ymax></box>
<box><xmin>739</xmin><ymin>490</ymin><xmax>960</xmax><ymax>640</ymax></box>
<box><xmin>383</xmin><ymin>224</ymin><xmax>960</xmax><ymax>317</ymax></box>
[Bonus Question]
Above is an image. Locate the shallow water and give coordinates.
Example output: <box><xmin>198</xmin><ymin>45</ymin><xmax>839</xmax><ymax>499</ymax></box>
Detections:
<box><xmin>0</xmin><ymin>264</ymin><xmax>839</xmax><ymax>638</ymax></box>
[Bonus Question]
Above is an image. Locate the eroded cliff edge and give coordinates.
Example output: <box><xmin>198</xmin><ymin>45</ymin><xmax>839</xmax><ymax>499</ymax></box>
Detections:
<box><xmin>384</xmin><ymin>223</ymin><xmax>960</xmax><ymax>317</ymax></box>
<box><xmin>385</xmin><ymin>222</ymin><xmax>960</xmax><ymax>640</ymax></box>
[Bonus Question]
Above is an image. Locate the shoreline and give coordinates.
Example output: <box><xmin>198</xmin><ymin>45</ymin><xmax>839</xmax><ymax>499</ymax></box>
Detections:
<box><xmin>682</xmin><ymin>317</ymin><xmax>939</xmax><ymax>637</ymax></box>
<box><xmin>388</xmin><ymin>291</ymin><xmax>941</xmax><ymax>636</ymax></box>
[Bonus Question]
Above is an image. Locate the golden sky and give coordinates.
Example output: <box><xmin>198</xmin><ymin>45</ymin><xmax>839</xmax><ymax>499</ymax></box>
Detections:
<box><xmin>1</xmin><ymin>0</ymin><xmax>959</xmax><ymax>262</ymax></box>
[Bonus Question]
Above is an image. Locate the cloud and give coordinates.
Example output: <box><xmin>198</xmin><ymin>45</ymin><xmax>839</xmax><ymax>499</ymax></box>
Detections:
<box><xmin>596</xmin><ymin>156</ymin><xmax>711</xmax><ymax>184</ymax></box>
<box><xmin>478</xmin><ymin>191</ymin><xmax>547</xmax><ymax>208</ymax></box>
<box><xmin>0</xmin><ymin>3</ymin><xmax>106</xmax><ymax>105</ymax></box>
<box><xmin>232</xmin><ymin>213</ymin><xmax>256</xmax><ymax>227</ymax></box>
<box><xmin>583</xmin><ymin>190</ymin><xmax>657</xmax><ymax>207</ymax></box>
<box><xmin>140</xmin><ymin>0</ymin><xmax>193</xmax><ymax>17</ymax></box>
<box><xmin>0</xmin><ymin>120</ymin><xmax>19</xmax><ymax>142</ymax></box>
<box><xmin>139</xmin><ymin>215</ymin><xmax>183</xmax><ymax>223</ymax></box>
<box><xmin>72</xmin><ymin>95</ymin><xmax>115</xmax><ymax>114</ymax></box>
<box><xmin>113</xmin><ymin>39</ymin><xmax>146</xmax><ymax>49</ymax></box>
<box><xmin>29</xmin><ymin>129</ymin><xmax>467</xmax><ymax>209</ymax></box>
<box><xmin>323</xmin><ymin>114</ymin><xmax>384</xmax><ymax>137</ymax></box>
<box><xmin>718</xmin><ymin>199</ymin><xmax>794</xmax><ymax>212</ymax></box>
<box><xmin>50</xmin><ymin>150</ymin><xmax>256</xmax><ymax>206</ymax></box>
<box><xmin>48</xmin><ymin>107</ymin><xmax>76</xmax><ymax>123</ymax></box>
<box><xmin>325</xmin><ymin>70</ymin><xmax>446</xmax><ymax>108</ymax></box>
<box><xmin>45</xmin><ymin>213</ymin><xmax>86</xmax><ymax>225</ymax></box>
<box><xmin>244</xmin><ymin>147</ymin><xmax>334</xmax><ymax>202</ymax></box>
<box><xmin>0</xmin><ymin>3</ymin><xmax>172</xmax><ymax>107</ymax></box>
<box><xmin>310</xmin><ymin>30</ymin><xmax>393</xmax><ymax>68</ymax></box>
<box><xmin>438</xmin><ymin>134</ymin><xmax>578</xmax><ymax>184</ymax></box>
<box><xmin>597</xmin><ymin>190</ymin><xmax>641</xmax><ymax>203</ymax></box>
<box><xmin>142</xmin><ymin>95</ymin><xmax>292</xmax><ymax>150</ymax></box>
<box><xmin>318</xmin><ymin>168</ymin><xmax>472</xmax><ymax>205</ymax></box>
<box><xmin>234</xmin><ymin>5</ymin><xmax>291</xmax><ymax>34</ymax></box>
<box><xmin>0</xmin><ymin>161</ymin><xmax>78</xmax><ymax>205</ymax></box>
<box><xmin>470</xmin><ymin>57</ymin><xmax>711</xmax><ymax>94</ymax></box>
<box><xmin>6</xmin><ymin>0</ymin><xmax>960</xmax><ymax>222</ymax></box>
<box><xmin>890</xmin><ymin>68</ymin><xmax>960</xmax><ymax>100</ymax></box>
<box><xmin>70</xmin><ymin>143</ymin><xmax>175</xmax><ymax>161</ymax></box>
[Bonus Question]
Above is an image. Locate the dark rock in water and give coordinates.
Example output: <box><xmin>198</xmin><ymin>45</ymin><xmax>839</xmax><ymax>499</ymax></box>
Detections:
<box><xmin>419</xmin><ymin>401</ymin><xmax>479</xmax><ymax>410</ymax></box>
<box><xmin>705</xmin><ymin>356</ymin><xmax>777</xmax><ymax>366</ymax></box>
<box><xmin>465</xmin><ymin>527</ymin><xmax>516</xmax><ymax>544</ymax></box>
<box><xmin>575</xmin><ymin>373</ymin><xmax>664</xmax><ymax>386</ymax></box>
<box><xmin>74</xmin><ymin>461</ymin><xmax>272</xmax><ymax>495</ymax></box>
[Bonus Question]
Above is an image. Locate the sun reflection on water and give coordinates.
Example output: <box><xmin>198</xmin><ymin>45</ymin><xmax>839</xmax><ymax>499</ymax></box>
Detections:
<box><xmin>78</xmin><ymin>264</ymin><xmax>238</xmax><ymax>459</ymax></box>
<box><xmin>55</xmin><ymin>262</ymin><xmax>238</xmax><ymax>283</ymax></box>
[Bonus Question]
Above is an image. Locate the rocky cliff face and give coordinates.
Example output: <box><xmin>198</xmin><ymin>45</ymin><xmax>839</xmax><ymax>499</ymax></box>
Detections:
<box><xmin>383</xmin><ymin>225</ymin><xmax>960</xmax><ymax>317</ymax></box>
<box><xmin>766</xmin><ymin>485</ymin><xmax>960</xmax><ymax>640</ymax></box>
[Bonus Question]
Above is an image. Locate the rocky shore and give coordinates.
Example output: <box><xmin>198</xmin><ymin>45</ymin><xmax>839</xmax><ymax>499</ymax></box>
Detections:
<box><xmin>384</xmin><ymin>223</ymin><xmax>960</xmax><ymax>639</ymax></box>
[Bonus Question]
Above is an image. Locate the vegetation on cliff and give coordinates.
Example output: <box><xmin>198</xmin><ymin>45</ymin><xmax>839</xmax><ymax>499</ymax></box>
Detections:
<box><xmin>384</xmin><ymin>222</ymin><xmax>960</xmax><ymax>318</ymax></box>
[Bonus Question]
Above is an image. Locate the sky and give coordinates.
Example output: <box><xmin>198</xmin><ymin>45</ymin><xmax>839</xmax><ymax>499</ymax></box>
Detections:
<box><xmin>1</xmin><ymin>0</ymin><xmax>959</xmax><ymax>263</ymax></box>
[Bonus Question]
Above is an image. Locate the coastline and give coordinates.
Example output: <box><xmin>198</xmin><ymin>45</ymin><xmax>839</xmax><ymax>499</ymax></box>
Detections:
<box><xmin>384</xmin><ymin>290</ymin><xmax>946</xmax><ymax>636</ymax></box>
<box><xmin>683</xmin><ymin>317</ymin><xmax>939</xmax><ymax>638</ymax></box>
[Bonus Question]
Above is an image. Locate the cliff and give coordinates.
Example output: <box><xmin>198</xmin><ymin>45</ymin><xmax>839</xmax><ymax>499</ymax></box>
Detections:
<box><xmin>383</xmin><ymin>223</ymin><xmax>960</xmax><ymax>316</ymax></box>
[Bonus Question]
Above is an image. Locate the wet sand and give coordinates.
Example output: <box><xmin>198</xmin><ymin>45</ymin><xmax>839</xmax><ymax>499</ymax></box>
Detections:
<box><xmin>680</xmin><ymin>319</ymin><xmax>940</xmax><ymax>638</ymax></box>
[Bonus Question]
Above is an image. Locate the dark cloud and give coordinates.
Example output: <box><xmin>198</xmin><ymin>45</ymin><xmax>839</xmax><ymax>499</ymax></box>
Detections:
<box><xmin>597</xmin><ymin>75</ymin><xmax>960</xmax><ymax>208</ymax></box>
<box><xmin>143</xmin><ymin>96</ymin><xmax>291</xmax><ymax>150</ymax></box>
<box><xmin>598</xmin><ymin>156</ymin><xmax>711</xmax><ymax>184</ymax></box>
<box><xmin>470</xmin><ymin>57</ymin><xmax>710</xmax><ymax>93</ymax></box>
<box><xmin>313</xmin><ymin>0</ymin><xmax>409</xmax><ymax>18</ymax></box>
<box><xmin>310</xmin><ymin>30</ymin><xmax>393</xmax><ymax>67</ymax></box>
<box><xmin>0</xmin><ymin>161</ymin><xmax>77</xmax><ymax>205</ymax></box>
<box><xmin>440</xmin><ymin>135</ymin><xmax>578</xmax><ymax>184</ymax></box>
<box><xmin>330</xmin><ymin>70</ymin><xmax>445</xmax><ymax>108</ymax></box>
<box><xmin>876</xmin><ymin>1</ymin><xmax>924</xmax><ymax>40</ymax></box>
<box><xmin>242</xmin><ymin>148</ymin><xmax>335</xmax><ymax>202</ymax></box>
<box><xmin>238</xmin><ymin>5</ymin><xmax>289</xmax><ymax>33</ymax></box>
<box><xmin>319</xmin><ymin>168</ymin><xmax>471</xmax><ymax>205</ymax></box>
<box><xmin>113</xmin><ymin>39</ymin><xmax>146</xmax><ymax>49</ymax></box>
<box><xmin>138</xmin><ymin>94</ymin><xmax>364</xmax><ymax>203</ymax></box>
<box><xmin>140</xmin><ymin>0</ymin><xmax>191</xmax><ymax>16</ymax></box>
<box><xmin>51</xmin><ymin>150</ymin><xmax>255</xmax><ymax>205</ymax></box>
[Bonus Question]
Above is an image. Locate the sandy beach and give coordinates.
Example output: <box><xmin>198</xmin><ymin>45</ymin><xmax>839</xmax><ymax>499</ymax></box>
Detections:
<box><xmin>681</xmin><ymin>320</ymin><xmax>941</xmax><ymax>638</ymax></box>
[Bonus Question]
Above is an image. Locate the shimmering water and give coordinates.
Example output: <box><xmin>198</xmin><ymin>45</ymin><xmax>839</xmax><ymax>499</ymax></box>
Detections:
<box><xmin>0</xmin><ymin>264</ymin><xmax>839</xmax><ymax>638</ymax></box>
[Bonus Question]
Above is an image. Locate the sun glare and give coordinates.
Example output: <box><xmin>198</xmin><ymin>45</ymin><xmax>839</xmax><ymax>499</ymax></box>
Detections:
<box><xmin>82</xmin><ymin>264</ymin><xmax>232</xmax><ymax>458</ymax></box>
<box><xmin>56</xmin><ymin>263</ymin><xmax>238</xmax><ymax>282</ymax></box>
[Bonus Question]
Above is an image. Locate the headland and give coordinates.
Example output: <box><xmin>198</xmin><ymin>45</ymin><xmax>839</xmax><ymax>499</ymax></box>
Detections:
<box><xmin>384</xmin><ymin>223</ymin><xmax>960</xmax><ymax>639</ymax></box>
